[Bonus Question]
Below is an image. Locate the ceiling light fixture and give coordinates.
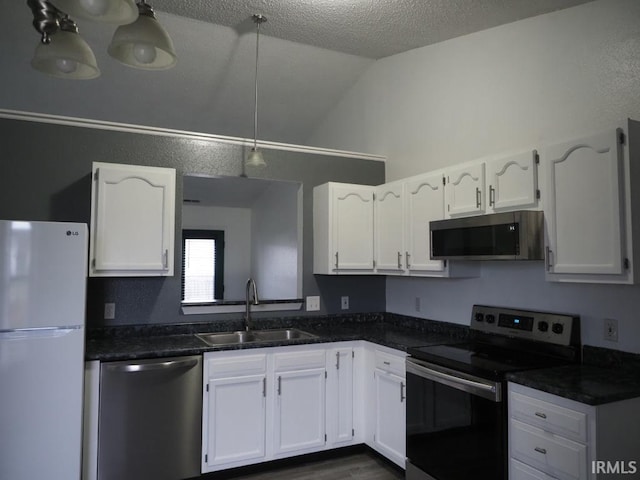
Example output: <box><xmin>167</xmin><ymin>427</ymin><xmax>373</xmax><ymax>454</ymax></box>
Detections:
<box><xmin>52</xmin><ymin>0</ymin><xmax>138</xmax><ymax>25</ymax></box>
<box><xmin>28</xmin><ymin>0</ymin><xmax>100</xmax><ymax>79</ymax></box>
<box><xmin>26</xmin><ymin>0</ymin><xmax>176</xmax><ymax>79</ymax></box>
<box><xmin>108</xmin><ymin>1</ymin><xmax>177</xmax><ymax>70</ymax></box>
<box><xmin>245</xmin><ymin>14</ymin><xmax>267</xmax><ymax>168</ymax></box>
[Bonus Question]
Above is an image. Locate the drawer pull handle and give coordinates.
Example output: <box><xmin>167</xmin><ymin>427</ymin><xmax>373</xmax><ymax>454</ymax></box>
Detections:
<box><xmin>534</xmin><ymin>447</ymin><xmax>547</xmax><ymax>455</ymax></box>
<box><xmin>383</xmin><ymin>361</ymin><xmax>391</xmax><ymax>366</ymax></box>
<box><xmin>534</xmin><ymin>412</ymin><xmax>547</xmax><ymax>419</ymax></box>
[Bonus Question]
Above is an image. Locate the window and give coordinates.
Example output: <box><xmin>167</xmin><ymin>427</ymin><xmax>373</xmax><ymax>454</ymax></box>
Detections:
<box><xmin>182</xmin><ymin>230</ymin><xmax>224</xmax><ymax>303</ymax></box>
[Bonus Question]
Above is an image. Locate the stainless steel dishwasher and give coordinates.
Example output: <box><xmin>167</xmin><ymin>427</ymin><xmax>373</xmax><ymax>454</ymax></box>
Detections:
<box><xmin>98</xmin><ymin>355</ymin><xmax>202</xmax><ymax>480</ymax></box>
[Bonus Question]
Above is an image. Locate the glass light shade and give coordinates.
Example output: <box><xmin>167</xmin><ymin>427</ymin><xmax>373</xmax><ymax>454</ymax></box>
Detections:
<box><xmin>31</xmin><ymin>30</ymin><xmax>100</xmax><ymax>80</ymax></box>
<box><xmin>246</xmin><ymin>148</ymin><xmax>266</xmax><ymax>168</ymax></box>
<box><xmin>53</xmin><ymin>0</ymin><xmax>138</xmax><ymax>25</ymax></box>
<box><xmin>108</xmin><ymin>14</ymin><xmax>177</xmax><ymax>70</ymax></box>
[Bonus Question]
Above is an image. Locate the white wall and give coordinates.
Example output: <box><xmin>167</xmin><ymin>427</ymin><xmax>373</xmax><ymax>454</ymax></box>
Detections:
<box><xmin>182</xmin><ymin>205</ymin><xmax>251</xmax><ymax>300</ymax></box>
<box><xmin>309</xmin><ymin>0</ymin><xmax>640</xmax><ymax>353</ymax></box>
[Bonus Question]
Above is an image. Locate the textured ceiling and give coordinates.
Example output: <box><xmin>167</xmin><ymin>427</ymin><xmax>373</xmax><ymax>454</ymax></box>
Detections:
<box><xmin>0</xmin><ymin>0</ymin><xmax>598</xmax><ymax>149</ymax></box>
<box><xmin>152</xmin><ymin>0</ymin><xmax>595</xmax><ymax>59</ymax></box>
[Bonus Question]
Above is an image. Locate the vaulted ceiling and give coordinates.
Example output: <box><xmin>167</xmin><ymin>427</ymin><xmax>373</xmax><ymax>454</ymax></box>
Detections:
<box><xmin>0</xmin><ymin>0</ymin><xmax>594</xmax><ymax>149</ymax></box>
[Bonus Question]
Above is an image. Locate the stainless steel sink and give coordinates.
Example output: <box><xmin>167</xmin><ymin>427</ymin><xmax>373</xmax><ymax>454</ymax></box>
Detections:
<box><xmin>196</xmin><ymin>328</ymin><xmax>317</xmax><ymax>346</ymax></box>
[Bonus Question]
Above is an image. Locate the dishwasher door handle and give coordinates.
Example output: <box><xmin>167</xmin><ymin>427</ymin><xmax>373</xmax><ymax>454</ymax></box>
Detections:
<box><xmin>104</xmin><ymin>358</ymin><xmax>199</xmax><ymax>373</ymax></box>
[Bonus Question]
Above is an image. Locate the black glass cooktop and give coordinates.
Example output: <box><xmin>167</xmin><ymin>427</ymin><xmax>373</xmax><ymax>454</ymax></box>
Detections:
<box><xmin>408</xmin><ymin>342</ymin><xmax>573</xmax><ymax>380</ymax></box>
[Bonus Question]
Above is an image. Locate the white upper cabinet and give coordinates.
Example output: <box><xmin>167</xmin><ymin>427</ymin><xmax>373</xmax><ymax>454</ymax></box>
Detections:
<box><xmin>89</xmin><ymin>162</ymin><xmax>176</xmax><ymax>277</ymax></box>
<box><xmin>444</xmin><ymin>161</ymin><xmax>486</xmax><ymax>217</ymax></box>
<box><xmin>486</xmin><ymin>150</ymin><xmax>538</xmax><ymax>212</ymax></box>
<box><xmin>404</xmin><ymin>172</ymin><xmax>446</xmax><ymax>274</ymax></box>
<box><xmin>313</xmin><ymin>182</ymin><xmax>375</xmax><ymax>274</ymax></box>
<box><xmin>542</xmin><ymin>127</ymin><xmax>632</xmax><ymax>283</ymax></box>
<box><xmin>375</xmin><ymin>181</ymin><xmax>406</xmax><ymax>272</ymax></box>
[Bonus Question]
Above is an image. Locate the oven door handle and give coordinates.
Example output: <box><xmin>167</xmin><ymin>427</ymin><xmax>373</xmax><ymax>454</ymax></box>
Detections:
<box><xmin>406</xmin><ymin>357</ymin><xmax>502</xmax><ymax>402</ymax></box>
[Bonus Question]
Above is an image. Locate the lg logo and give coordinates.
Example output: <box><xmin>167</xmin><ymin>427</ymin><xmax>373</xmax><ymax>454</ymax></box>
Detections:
<box><xmin>66</xmin><ymin>230</ymin><xmax>79</xmax><ymax>236</ymax></box>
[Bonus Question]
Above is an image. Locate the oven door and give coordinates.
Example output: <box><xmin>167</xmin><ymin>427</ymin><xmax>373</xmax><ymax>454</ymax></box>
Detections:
<box><xmin>405</xmin><ymin>357</ymin><xmax>507</xmax><ymax>480</ymax></box>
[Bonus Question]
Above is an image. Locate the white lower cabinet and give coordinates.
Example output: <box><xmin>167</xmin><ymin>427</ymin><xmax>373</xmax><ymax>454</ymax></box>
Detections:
<box><xmin>201</xmin><ymin>342</ymin><xmax>405</xmax><ymax>474</ymax></box>
<box><xmin>273</xmin><ymin>350</ymin><xmax>327</xmax><ymax>456</ymax></box>
<box><xmin>369</xmin><ymin>347</ymin><xmax>407</xmax><ymax>468</ymax></box>
<box><xmin>202</xmin><ymin>353</ymin><xmax>268</xmax><ymax>471</ymax></box>
<box><xmin>326</xmin><ymin>347</ymin><xmax>355</xmax><ymax>447</ymax></box>
<box><xmin>508</xmin><ymin>382</ymin><xmax>640</xmax><ymax>480</ymax></box>
<box><xmin>202</xmin><ymin>343</ymin><xmax>363</xmax><ymax>474</ymax></box>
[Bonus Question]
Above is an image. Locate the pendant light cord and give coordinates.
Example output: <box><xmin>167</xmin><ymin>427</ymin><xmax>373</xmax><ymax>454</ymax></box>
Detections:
<box><xmin>253</xmin><ymin>14</ymin><xmax>266</xmax><ymax>151</ymax></box>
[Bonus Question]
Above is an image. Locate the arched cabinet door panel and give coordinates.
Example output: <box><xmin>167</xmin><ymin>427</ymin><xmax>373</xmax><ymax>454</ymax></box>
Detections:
<box><xmin>542</xmin><ymin>127</ymin><xmax>631</xmax><ymax>282</ymax></box>
<box><xmin>90</xmin><ymin>162</ymin><xmax>176</xmax><ymax>277</ymax></box>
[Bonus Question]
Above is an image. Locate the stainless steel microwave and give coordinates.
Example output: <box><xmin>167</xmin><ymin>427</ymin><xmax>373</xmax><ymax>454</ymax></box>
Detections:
<box><xmin>430</xmin><ymin>210</ymin><xmax>544</xmax><ymax>261</ymax></box>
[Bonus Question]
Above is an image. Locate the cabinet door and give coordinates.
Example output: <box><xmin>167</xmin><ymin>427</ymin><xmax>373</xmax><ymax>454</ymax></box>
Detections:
<box><xmin>374</xmin><ymin>369</ymin><xmax>406</xmax><ymax>468</ymax></box>
<box><xmin>273</xmin><ymin>368</ymin><xmax>326</xmax><ymax>455</ymax></box>
<box><xmin>90</xmin><ymin>162</ymin><xmax>175</xmax><ymax>276</ymax></box>
<box><xmin>333</xmin><ymin>184</ymin><xmax>375</xmax><ymax>271</ymax></box>
<box><xmin>405</xmin><ymin>172</ymin><xmax>446</xmax><ymax>273</ymax></box>
<box><xmin>375</xmin><ymin>182</ymin><xmax>405</xmax><ymax>272</ymax></box>
<box><xmin>543</xmin><ymin>129</ymin><xmax>625</xmax><ymax>276</ymax></box>
<box><xmin>204</xmin><ymin>374</ymin><xmax>266</xmax><ymax>469</ymax></box>
<box><xmin>445</xmin><ymin>162</ymin><xmax>485</xmax><ymax>217</ymax></box>
<box><xmin>487</xmin><ymin>150</ymin><xmax>538</xmax><ymax>211</ymax></box>
<box><xmin>327</xmin><ymin>348</ymin><xmax>354</xmax><ymax>446</ymax></box>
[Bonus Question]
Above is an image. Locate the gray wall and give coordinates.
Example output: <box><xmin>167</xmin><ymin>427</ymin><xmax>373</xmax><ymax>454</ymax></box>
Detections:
<box><xmin>0</xmin><ymin>118</ymin><xmax>385</xmax><ymax>327</ymax></box>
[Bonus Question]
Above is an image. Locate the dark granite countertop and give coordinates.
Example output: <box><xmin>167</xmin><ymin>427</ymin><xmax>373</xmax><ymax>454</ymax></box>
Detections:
<box><xmin>507</xmin><ymin>364</ymin><xmax>640</xmax><ymax>406</ymax></box>
<box><xmin>86</xmin><ymin>313</ymin><xmax>640</xmax><ymax>407</ymax></box>
<box><xmin>85</xmin><ymin>313</ymin><xmax>468</xmax><ymax>362</ymax></box>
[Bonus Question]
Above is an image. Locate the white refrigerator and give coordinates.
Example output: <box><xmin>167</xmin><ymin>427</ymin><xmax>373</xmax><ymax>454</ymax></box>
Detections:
<box><xmin>0</xmin><ymin>220</ymin><xmax>88</xmax><ymax>480</ymax></box>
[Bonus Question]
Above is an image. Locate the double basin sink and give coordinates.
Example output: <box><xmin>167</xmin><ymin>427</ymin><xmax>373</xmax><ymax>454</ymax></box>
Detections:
<box><xmin>196</xmin><ymin>328</ymin><xmax>317</xmax><ymax>347</ymax></box>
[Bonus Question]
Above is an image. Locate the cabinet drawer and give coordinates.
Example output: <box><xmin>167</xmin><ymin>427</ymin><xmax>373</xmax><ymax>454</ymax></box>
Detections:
<box><xmin>511</xmin><ymin>391</ymin><xmax>587</xmax><ymax>442</ymax></box>
<box><xmin>274</xmin><ymin>350</ymin><xmax>326</xmax><ymax>372</ymax></box>
<box><xmin>207</xmin><ymin>354</ymin><xmax>267</xmax><ymax>378</ymax></box>
<box><xmin>375</xmin><ymin>351</ymin><xmax>405</xmax><ymax>377</ymax></box>
<box><xmin>510</xmin><ymin>458</ymin><xmax>559</xmax><ymax>480</ymax></box>
<box><xmin>511</xmin><ymin>420</ymin><xmax>587</xmax><ymax>480</ymax></box>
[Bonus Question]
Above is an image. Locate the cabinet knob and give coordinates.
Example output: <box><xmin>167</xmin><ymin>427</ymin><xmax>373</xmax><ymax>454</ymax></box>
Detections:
<box><xmin>397</xmin><ymin>251</ymin><xmax>402</xmax><ymax>269</ymax></box>
<box><xmin>489</xmin><ymin>186</ymin><xmax>495</xmax><ymax>207</ymax></box>
<box><xmin>400</xmin><ymin>382</ymin><xmax>405</xmax><ymax>403</ymax></box>
<box><xmin>534</xmin><ymin>447</ymin><xmax>547</xmax><ymax>455</ymax></box>
<box><xmin>476</xmin><ymin>187</ymin><xmax>482</xmax><ymax>209</ymax></box>
<box><xmin>405</xmin><ymin>252</ymin><xmax>410</xmax><ymax>269</ymax></box>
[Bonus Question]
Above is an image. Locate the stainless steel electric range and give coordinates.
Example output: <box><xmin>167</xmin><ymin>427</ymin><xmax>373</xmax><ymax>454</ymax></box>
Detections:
<box><xmin>405</xmin><ymin>305</ymin><xmax>581</xmax><ymax>480</ymax></box>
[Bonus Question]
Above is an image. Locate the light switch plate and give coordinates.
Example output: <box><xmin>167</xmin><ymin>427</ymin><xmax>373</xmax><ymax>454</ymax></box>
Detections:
<box><xmin>306</xmin><ymin>296</ymin><xmax>320</xmax><ymax>311</ymax></box>
<box><xmin>341</xmin><ymin>296</ymin><xmax>349</xmax><ymax>310</ymax></box>
<box><xmin>104</xmin><ymin>302</ymin><xmax>115</xmax><ymax>320</ymax></box>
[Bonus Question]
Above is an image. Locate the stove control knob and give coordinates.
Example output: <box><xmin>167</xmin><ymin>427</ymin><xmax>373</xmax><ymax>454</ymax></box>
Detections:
<box><xmin>538</xmin><ymin>321</ymin><xmax>549</xmax><ymax>332</ymax></box>
<box><xmin>475</xmin><ymin>313</ymin><xmax>484</xmax><ymax>322</ymax></box>
<box><xmin>486</xmin><ymin>314</ymin><xmax>496</xmax><ymax>324</ymax></box>
<box><xmin>552</xmin><ymin>322</ymin><xmax>564</xmax><ymax>334</ymax></box>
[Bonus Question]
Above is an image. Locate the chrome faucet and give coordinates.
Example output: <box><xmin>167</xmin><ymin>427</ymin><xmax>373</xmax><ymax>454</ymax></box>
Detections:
<box><xmin>245</xmin><ymin>278</ymin><xmax>260</xmax><ymax>331</ymax></box>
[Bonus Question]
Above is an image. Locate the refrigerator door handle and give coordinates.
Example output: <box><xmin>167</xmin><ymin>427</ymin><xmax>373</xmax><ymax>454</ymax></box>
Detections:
<box><xmin>0</xmin><ymin>327</ymin><xmax>80</xmax><ymax>340</ymax></box>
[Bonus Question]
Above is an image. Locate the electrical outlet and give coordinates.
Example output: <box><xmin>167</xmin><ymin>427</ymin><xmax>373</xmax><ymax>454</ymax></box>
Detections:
<box><xmin>415</xmin><ymin>297</ymin><xmax>421</xmax><ymax>312</ymax></box>
<box><xmin>306</xmin><ymin>296</ymin><xmax>320</xmax><ymax>312</ymax></box>
<box><xmin>604</xmin><ymin>318</ymin><xmax>618</xmax><ymax>342</ymax></box>
<box><xmin>341</xmin><ymin>296</ymin><xmax>349</xmax><ymax>310</ymax></box>
<box><xmin>104</xmin><ymin>303</ymin><xmax>116</xmax><ymax>320</ymax></box>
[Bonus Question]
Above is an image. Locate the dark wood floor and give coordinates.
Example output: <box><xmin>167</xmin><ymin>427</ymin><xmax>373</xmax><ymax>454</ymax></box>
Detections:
<box><xmin>199</xmin><ymin>449</ymin><xmax>405</xmax><ymax>480</ymax></box>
